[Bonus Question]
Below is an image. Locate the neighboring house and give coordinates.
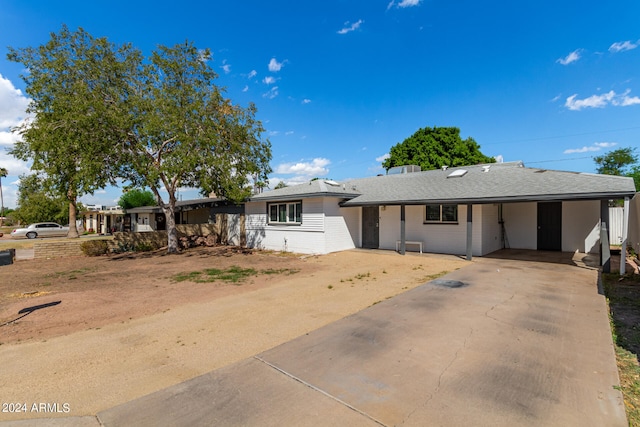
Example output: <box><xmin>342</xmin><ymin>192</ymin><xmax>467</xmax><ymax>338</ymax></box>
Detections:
<box><xmin>80</xmin><ymin>205</ymin><xmax>125</xmax><ymax>234</ymax></box>
<box><xmin>124</xmin><ymin>197</ymin><xmax>245</xmax><ymax>244</ymax></box>
<box><xmin>246</xmin><ymin>162</ymin><xmax>637</xmax><ymax>264</ymax></box>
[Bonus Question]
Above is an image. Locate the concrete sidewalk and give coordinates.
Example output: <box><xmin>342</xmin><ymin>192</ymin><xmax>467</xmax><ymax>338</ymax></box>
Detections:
<box><xmin>5</xmin><ymin>251</ymin><xmax>627</xmax><ymax>426</ymax></box>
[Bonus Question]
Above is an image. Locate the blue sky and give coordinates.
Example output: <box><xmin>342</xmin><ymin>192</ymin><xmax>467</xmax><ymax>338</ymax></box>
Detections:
<box><xmin>1</xmin><ymin>0</ymin><xmax>639</xmax><ymax>208</ymax></box>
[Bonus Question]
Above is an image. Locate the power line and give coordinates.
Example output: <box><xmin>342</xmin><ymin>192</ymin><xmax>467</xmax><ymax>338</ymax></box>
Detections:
<box><xmin>484</xmin><ymin>126</ymin><xmax>640</xmax><ymax>146</ymax></box>
<box><xmin>526</xmin><ymin>156</ymin><xmax>593</xmax><ymax>165</ymax></box>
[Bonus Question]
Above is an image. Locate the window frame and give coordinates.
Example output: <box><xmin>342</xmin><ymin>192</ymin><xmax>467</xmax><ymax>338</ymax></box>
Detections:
<box><xmin>268</xmin><ymin>201</ymin><xmax>303</xmax><ymax>225</ymax></box>
<box><xmin>424</xmin><ymin>204</ymin><xmax>458</xmax><ymax>224</ymax></box>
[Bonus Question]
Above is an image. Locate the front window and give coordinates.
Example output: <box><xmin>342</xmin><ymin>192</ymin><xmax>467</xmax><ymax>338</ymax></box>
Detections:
<box><xmin>269</xmin><ymin>201</ymin><xmax>302</xmax><ymax>224</ymax></box>
<box><xmin>425</xmin><ymin>204</ymin><xmax>458</xmax><ymax>223</ymax></box>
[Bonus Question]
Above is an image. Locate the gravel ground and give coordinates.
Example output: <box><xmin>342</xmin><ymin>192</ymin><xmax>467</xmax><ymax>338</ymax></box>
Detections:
<box><xmin>0</xmin><ymin>248</ymin><xmax>467</xmax><ymax>421</ymax></box>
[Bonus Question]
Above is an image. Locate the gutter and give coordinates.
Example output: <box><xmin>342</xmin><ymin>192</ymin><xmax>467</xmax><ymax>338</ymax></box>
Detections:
<box><xmin>339</xmin><ymin>191</ymin><xmax>638</xmax><ymax>207</ymax></box>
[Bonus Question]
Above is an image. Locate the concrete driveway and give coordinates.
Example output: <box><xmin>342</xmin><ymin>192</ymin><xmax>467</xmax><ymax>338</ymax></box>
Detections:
<box><xmin>8</xmin><ymin>250</ymin><xmax>626</xmax><ymax>426</ymax></box>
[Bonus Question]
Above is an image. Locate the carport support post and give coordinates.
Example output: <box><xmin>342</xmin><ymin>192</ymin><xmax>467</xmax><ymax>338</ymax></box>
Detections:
<box><xmin>600</xmin><ymin>200</ymin><xmax>610</xmax><ymax>273</ymax></box>
<box><xmin>466</xmin><ymin>204</ymin><xmax>473</xmax><ymax>261</ymax></box>
<box><xmin>400</xmin><ymin>204</ymin><xmax>406</xmax><ymax>255</ymax></box>
<box><xmin>620</xmin><ymin>196</ymin><xmax>630</xmax><ymax>275</ymax></box>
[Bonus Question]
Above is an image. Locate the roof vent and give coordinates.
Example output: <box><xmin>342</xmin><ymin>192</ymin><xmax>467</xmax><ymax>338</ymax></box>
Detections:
<box><xmin>482</xmin><ymin>165</ymin><xmax>491</xmax><ymax>173</ymax></box>
<box><xmin>387</xmin><ymin>165</ymin><xmax>422</xmax><ymax>175</ymax></box>
<box><xmin>447</xmin><ymin>169</ymin><xmax>468</xmax><ymax>178</ymax></box>
<box><xmin>442</xmin><ymin>165</ymin><xmax>448</xmax><ymax>171</ymax></box>
<box><xmin>324</xmin><ymin>180</ymin><xmax>340</xmax><ymax>186</ymax></box>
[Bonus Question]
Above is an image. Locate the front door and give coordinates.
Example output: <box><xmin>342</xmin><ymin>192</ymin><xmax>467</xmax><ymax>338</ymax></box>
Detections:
<box><xmin>362</xmin><ymin>206</ymin><xmax>379</xmax><ymax>249</ymax></box>
<box><xmin>537</xmin><ymin>202</ymin><xmax>562</xmax><ymax>251</ymax></box>
<box><xmin>155</xmin><ymin>214</ymin><xmax>166</xmax><ymax>231</ymax></box>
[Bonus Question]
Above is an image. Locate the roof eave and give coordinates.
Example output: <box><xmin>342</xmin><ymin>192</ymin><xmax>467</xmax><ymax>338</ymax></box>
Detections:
<box><xmin>249</xmin><ymin>192</ymin><xmax>360</xmax><ymax>202</ymax></box>
<box><xmin>340</xmin><ymin>191</ymin><xmax>638</xmax><ymax>207</ymax></box>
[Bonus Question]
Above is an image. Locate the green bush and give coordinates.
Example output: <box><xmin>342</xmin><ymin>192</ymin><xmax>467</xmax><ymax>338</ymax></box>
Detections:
<box><xmin>80</xmin><ymin>240</ymin><xmax>110</xmax><ymax>256</ymax></box>
<box><xmin>135</xmin><ymin>242</ymin><xmax>156</xmax><ymax>252</ymax></box>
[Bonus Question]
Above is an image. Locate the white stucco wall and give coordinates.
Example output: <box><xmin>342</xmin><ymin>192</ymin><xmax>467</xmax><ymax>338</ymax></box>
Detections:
<box><xmin>324</xmin><ymin>199</ymin><xmax>358</xmax><ymax>253</ymax></box>
<box><xmin>562</xmin><ymin>200</ymin><xmax>600</xmax><ymax>253</ymax></box>
<box><xmin>377</xmin><ymin>204</ymin><xmax>494</xmax><ymax>256</ymax></box>
<box><xmin>502</xmin><ymin>200</ymin><xmax>601</xmax><ymax>253</ymax></box>
<box><xmin>502</xmin><ymin>202</ymin><xmax>537</xmax><ymax>250</ymax></box>
<box><xmin>480</xmin><ymin>204</ymin><xmax>503</xmax><ymax>255</ymax></box>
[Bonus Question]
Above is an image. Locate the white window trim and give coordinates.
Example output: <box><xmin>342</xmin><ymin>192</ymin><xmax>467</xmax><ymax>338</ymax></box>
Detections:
<box><xmin>268</xmin><ymin>201</ymin><xmax>302</xmax><ymax>225</ymax></box>
<box><xmin>424</xmin><ymin>204</ymin><xmax>458</xmax><ymax>224</ymax></box>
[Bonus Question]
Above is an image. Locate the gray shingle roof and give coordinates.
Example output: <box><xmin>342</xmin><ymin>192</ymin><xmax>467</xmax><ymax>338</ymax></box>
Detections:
<box><xmin>249</xmin><ymin>179</ymin><xmax>361</xmax><ymax>201</ymax></box>
<box><xmin>251</xmin><ymin>162</ymin><xmax>637</xmax><ymax>206</ymax></box>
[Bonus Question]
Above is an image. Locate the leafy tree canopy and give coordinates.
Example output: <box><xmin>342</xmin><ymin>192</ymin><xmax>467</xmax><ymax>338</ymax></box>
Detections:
<box><xmin>594</xmin><ymin>147</ymin><xmax>637</xmax><ymax>176</ymax></box>
<box><xmin>8</xmin><ymin>25</ymin><xmax>138</xmax><ymax>237</ymax></box>
<box><xmin>11</xmin><ymin>174</ymin><xmax>69</xmax><ymax>225</ymax></box>
<box><xmin>594</xmin><ymin>147</ymin><xmax>639</xmax><ymax>190</ymax></box>
<box><xmin>382</xmin><ymin>126</ymin><xmax>495</xmax><ymax>171</ymax></box>
<box><xmin>119</xmin><ymin>188</ymin><xmax>156</xmax><ymax>210</ymax></box>
<box><xmin>119</xmin><ymin>41</ymin><xmax>272</xmax><ymax>253</ymax></box>
<box><xmin>8</xmin><ymin>26</ymin><xmax>272</xmax><ymax>253</ymax></box>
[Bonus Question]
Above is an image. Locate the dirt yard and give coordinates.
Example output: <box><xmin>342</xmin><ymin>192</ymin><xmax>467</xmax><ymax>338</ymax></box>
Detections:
<box><xmin>0</xmin><ymin>247</ymin><xmax>467</xmax><ymax>420</ymax></box>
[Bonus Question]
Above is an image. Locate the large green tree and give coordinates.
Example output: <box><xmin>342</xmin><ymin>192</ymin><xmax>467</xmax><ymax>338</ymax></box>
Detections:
<box><xmin>594</xmin><ymin>147</ymin><xmax>639</xmax><ymax>190</ymax></box>
<box><xmin>12</xmin><ymin>174</ymin><xmax>69</xmax><ymax>225</ymax></box>
<box><xmin>118</xmin><ymin>188</ymin><xmax>156</xmax><ymax>210</ymax></box>
<box><xmin>8</xmin><ymin>26</ymin><xmax>139</xmax><ymax>237</ymax></box>
<box><xmin>9</xmin><ymin>27</ymin><xmax>272</xmax><ymax>253</ymax></box>
<box><xmin>119</xmin><ymin>42</ymin><xmax>271</xmax><ymax>253</ymax></box>
<box><xmin>382</xmin><ymin>126</ymin><xmax>495</xmax><ymax>171</ymax></box>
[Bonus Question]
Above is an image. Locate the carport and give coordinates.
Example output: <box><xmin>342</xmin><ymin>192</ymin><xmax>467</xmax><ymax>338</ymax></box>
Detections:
<box><xmin>339</xmin><ymin>162</ymin><xmax>636</xmax><ymax>275</ymax></box>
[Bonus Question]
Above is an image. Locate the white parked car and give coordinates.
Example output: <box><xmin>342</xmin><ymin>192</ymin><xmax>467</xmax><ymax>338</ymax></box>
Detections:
<box><xmin>11</xmin><ymin>222</ymin><xmax>69</xmax><ymax>239</ymax></box>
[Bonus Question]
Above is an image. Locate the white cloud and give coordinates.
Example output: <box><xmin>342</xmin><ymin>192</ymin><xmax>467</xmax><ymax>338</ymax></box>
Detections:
<box><xmin>221</xmin><ymin>64</ymin><xmax>231</xmax><ymax>74</ymax></box>
<box><xmin>263</xmin><ymin>86</ymin><xmax>279</xmax><ymax>99</ymax></box>
<box><xmin>387</xmin><ymin>0</ymin><xmax>422</xmax><ymax>8</ymax></box>
<box><xmin>248</xmin><ymin>70</ymin><xmax>257</xmax><ymax>79</ymax></box>
<box><xmin>494</xmin><ymin>155</ymin><xmax>504</xmax><ymax>163</ymax></box>
<box><xmin>563</xmin><ymin>142</ymin><xmax>617</xmax><ymax>154</ymax></box>
<box><xmin>565</xmin><ymin>89</ymin><xmax>640</xmax><ymax>110</ymax></box>
<box><xmin>0</xmin><ymin>150</ymin><xmax>31</xmax><ymax>207</ymax></box>
<box><xmin>0</xmin><ymin>150</ymin><xmax>30</xmax><ymax>176</ymax></box>
<box><xmin>609</xmin><ymin>40</ymin><xmax>639</xmax><ymax>53</ymax></box>
<box><xmin>263</xmin><ymin>76</ymin><xmax>276</xmax><ymax>85</ymax></box>
<box><xmin>275</xmin><ymin>158</ymin><xmax>331</xmax><ymax>178</ymax></box>
<box><xmin>565</xmin><ymin>91</ymin><xmax>614</xmax><ymax>110</ymax></box>
<box><xmin>0</xmin><ymin>73</ymin><xmax>32</xmax><ymax>205</ymax></box>
<box><xmin>302</xmin><ymin>99</ymin><xmax>311</xmax><ymax>104</ymax></box>
<box><xmin>285</xmin><ymin>131</ymin><xmax>294</xmax><ymax>136</ymax></box>
<box><xmin>556</xmin><ymin>49</ymin><xmax>581</xmax><ymax>65</ymax></box>
<box><xmin>0</xmin><ymin>74</ymin><xmax>30</xmax><ymax>129</ymax></box>
<box><xmin>376</xmin><ymin>153</ymin><xmax>390</xmax><ymax>162</ymax></box>
<box><xmin>268</xmin><ymin>58</ymin><xmax>285</xmax><ymax>72</ymax></box>
<box><xmin>242</xmin><ymin>85</ymin><xmax>249</xmax><ymax>92</ymax></box>
<box><xmin>619</xmin><ymin>90</ymin><xmax>640</xmax><ymax>106</ymax></box>
<box><xmin>337</xmin><ymin>19</ymin><xmax>364</xmax><ymax>35</ymax></box>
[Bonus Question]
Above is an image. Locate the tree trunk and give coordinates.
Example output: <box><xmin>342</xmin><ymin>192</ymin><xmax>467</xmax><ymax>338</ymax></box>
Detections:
<box><xmin>67</xmin><ymin>189</ymin><xmax>79</xmax><ymax>238</ymax></box>
<box><xmin>164</xmin><ymin>202</ymin><xmax>178</xmax><ymax>254</ymax></box>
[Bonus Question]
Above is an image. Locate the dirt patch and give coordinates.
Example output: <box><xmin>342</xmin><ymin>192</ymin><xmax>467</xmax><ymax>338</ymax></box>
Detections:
<box><xmin>0</xmin><ymin>246</ymin><xmax>300</xmax><ymax>344</ymax></box>
<box><xmin>0</xmin><ymin>247</ymin><xmax>467</xmax><ymax>420</ymax></box>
